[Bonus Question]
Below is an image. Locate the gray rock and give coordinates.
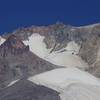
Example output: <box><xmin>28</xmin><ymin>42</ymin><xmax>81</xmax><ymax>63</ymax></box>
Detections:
<box><xmin>0</xmin><ymin>80</ymin><xmax>61</xmax><ymax>100</ymax></box>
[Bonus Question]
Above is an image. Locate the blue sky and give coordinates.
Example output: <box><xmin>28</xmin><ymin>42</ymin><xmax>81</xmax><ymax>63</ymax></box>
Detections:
<box><xmin>0</xmin><ymin>0</ymin><xmax>100</xmax><ymax>33</ymax></box>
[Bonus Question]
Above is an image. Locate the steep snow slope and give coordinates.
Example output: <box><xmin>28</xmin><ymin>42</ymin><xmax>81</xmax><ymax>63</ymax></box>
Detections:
<box><xmin>60</xmin><ymin>83</ymin><xmax>100</xmax><ymax>100</ymax></box>
<box><xmin>28</xmin><ymin>68</ymin><xmax>100</xmax><ymax>92</ymax></box>
<box><xmin>23</xmin><ymin>33</ymin><xmax>89</xmax><ymax>69</ymax></box>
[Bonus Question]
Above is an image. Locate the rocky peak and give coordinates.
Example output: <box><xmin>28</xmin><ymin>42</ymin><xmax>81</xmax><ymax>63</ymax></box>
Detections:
<box><xmin>0</xmin><ymin>35</ymin><xmax>29</xmax><ymax>57</ymax></box>
<box><xmin>2</xmin><ymin>35</ymin><xmax>26</xmax><ymax>49</ymax></box>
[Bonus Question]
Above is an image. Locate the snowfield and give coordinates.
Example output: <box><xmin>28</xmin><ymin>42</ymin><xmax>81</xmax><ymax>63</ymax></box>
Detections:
<box><xmin>28</xmin><ymin>68</ymin><xmax>100</xmax><ymax>92</ymax></box>
<box><xmin>60</xmin><ymin>83</ymin><xmax>100</xmax><ymax>100</ymax></box>
<box><xmin>23</xmin><ymin>33</ymin><xmax>89</xmax><ymax>70</ymax></box>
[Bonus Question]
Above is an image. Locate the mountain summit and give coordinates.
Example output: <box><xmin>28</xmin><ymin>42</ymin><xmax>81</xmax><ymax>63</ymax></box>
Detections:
<box><xmin>3</xmin><ymin>35</ymin><xmax>26</xmax><ymax>49</ymax></box>
<box><xmin>0</xmin><ymin>35</ymin><xmax>29</xmax><ymax>56</ymax></box>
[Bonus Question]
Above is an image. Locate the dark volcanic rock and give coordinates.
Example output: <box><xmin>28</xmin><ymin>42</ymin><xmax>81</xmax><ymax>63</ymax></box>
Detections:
<box><xmin>0</xmin><ymin>80</ymin><xmax>61</xmax><ymax>100</ymax></box>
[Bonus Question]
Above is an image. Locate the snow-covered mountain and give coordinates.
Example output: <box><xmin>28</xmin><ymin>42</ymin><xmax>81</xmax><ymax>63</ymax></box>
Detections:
<box><xmin>0</xmin><ymin>23</ymin><xmax>100</xmax><ymax>100</ymax></box>
<box><xmin>2</xmin><ymin>23</ymin><xmax>100</xmax><ymax>75</ymax></box>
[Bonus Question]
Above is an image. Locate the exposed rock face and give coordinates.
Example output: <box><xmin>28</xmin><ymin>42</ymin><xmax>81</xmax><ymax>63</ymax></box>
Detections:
<box><xmin>0</xmin><ymin>35</ymin><xmax>60</xmax><ymax>89</ymax></box>
<box><xmin>0</xmin><ymin>80</ymin><xmax>60</xmax><ymax>100</ymax></box>
<box><xmin>0</xmin><ymin>35</ymin><xmax>29</xmax><ymax>57</ymax></box>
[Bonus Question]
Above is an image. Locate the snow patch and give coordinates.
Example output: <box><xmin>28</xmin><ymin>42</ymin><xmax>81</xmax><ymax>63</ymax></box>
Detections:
<box><xmin>28</xmin><ymin>68</ymin><xmax>100</xmax><ymax>92</ymax></box>
<box><xmin>23</xmin><ymin>33</ymin><xmax>89</xmax><ymax>70</ymax></box>
<box><xmin>23</xmin><ymin>33</ymin><xmax>51</xmax><ymax>58</ymax></box>
<box><xmin>0</xmin><ymin>36</ymin><xmax>5</xmax><ymax>45</ymax></box>
<box><xmin>8</xmin><ymin>80</ymin><xmax>19</xmax><ymax>87</ymax></box>
<box><xmin>65</xmin><ymin>41</ymin><xmax>80</xmax><ymax>54</ymax></box>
